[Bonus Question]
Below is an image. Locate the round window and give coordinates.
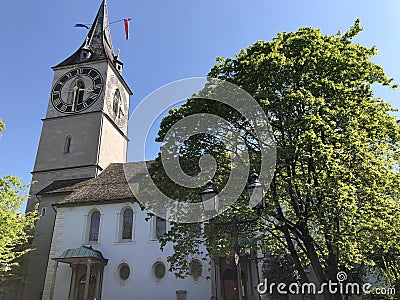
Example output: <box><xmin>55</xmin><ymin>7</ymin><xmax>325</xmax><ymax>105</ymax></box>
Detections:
<box><xmin>189</xmin><ymin>259</ymin><xmax>203</xmax><ymax>279</ymax></box>
<box><xmin>154</xmin><ymin>261</ymin><xmax>166</xmax><ymax>279</ymax></box>
<box><xmin>119</xmin><ymin>264</ymin><xmax>130</xmax><ymax>280</ymax></box>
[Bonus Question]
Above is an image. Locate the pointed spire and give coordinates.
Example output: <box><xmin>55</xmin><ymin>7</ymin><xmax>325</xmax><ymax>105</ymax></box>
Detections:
<box><xmin>54</xmin><ymin>0</ymin><xmax>116</xmax><ymax>68</ymax></box>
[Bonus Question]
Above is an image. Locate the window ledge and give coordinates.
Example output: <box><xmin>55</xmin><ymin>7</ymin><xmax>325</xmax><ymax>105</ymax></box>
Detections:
<box><xmin>82</xmin><ymin>242</ymin><xmax>100</xmax><ymax>246</ymax></box>
<box><xmin>114</xmin><ymin>240</ymin><xmax>136</xmax><ymax>245</ymax></box>
<box><xmin>147</xmin><ymin>239</ymin><xmax>161</xmax><ymax>244</ymax></box>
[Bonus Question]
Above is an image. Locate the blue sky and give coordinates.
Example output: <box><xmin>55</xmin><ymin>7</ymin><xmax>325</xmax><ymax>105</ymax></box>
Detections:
<box><xmin>0</xmin><ymin>0</ymin><xmax>399</xmax><ymax>189</ymax></box>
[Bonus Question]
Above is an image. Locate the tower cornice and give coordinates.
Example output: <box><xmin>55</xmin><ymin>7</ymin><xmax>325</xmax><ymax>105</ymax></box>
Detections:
<box><xmin>41</xmin><ymin>111</ymin><xmax>130</xmax><ymax>142</ymax></box>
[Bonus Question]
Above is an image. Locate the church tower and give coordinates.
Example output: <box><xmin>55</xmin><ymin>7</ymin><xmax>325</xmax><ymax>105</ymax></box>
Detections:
<box><xmin>22</xmin><ymin>1</ymin><xmax>132</xmax><ymax>299</ymax></box>
<box><xmin>27</xmin><ymin>0</ymin><xmax>131</xmax><ymax>207</ymax></box>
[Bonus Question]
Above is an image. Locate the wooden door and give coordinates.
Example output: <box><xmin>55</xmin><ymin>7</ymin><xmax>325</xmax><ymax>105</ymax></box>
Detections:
<box><xmin>223</xmin><ymin>269</ymin><xmax>239</xmax><ymax>300</ymax></box>
<box><xmin>77</xmin><ymin>274</ymin><xmax>96</xmax><ymax>300</ymax></box>
<box><xmin>223</xmin><ymin>268</ymin><xmax>249</xmax><ymax>300</ymax></box>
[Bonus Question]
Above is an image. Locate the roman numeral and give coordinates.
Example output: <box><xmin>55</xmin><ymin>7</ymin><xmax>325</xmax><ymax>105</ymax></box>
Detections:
<box><xmin>53</xmin><ymin>98</ymin><xmax>62</xmax><ymax>106</ymax></box>
<box><xmin>60</xmin><ymin>104</ymin><xmax>67</xmax><ymax>112</ymax></box>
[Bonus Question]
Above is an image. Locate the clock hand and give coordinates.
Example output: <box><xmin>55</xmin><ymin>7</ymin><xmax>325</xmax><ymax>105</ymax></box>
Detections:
<box><xmin>72</xmin><ymin>86</ymin><xmax>78</xmax><ymax>111</ymax></box>
<box><xmin>85</xmin><ymin>88</ymin><xmax>94</xmax><ymax>93</ymax></box>
<box><xmin>118</xmin><ymin>108</ymin><xmax>125</xmax><ymax>120</ymax></box>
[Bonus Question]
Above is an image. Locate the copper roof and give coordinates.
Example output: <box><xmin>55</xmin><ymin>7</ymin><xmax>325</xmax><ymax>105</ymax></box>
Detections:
<box><xmin>54</xmin><ymin>246</ymin><xmax>107</xmax><ymax>264</ymax></box>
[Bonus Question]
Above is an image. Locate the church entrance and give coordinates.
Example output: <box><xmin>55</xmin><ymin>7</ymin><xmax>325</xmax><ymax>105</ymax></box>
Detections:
<box><xmin>77</xmin><ymin>274</ymin><xmax>97</xmax><ymax>300</ymax></box>
<box><xmin>51</xmin><ymin>246</ymin><xmax>107</xmax><ymax>300</ymax></box>
<box><xmin>222</xmin><ymin>268</ymin><xmax>248</xmax><ymax>300</ymax></box>
<box><xmin>223</xmin><ymin>269</ymin><xmax>239</xmax><ymax>300</ymax></box>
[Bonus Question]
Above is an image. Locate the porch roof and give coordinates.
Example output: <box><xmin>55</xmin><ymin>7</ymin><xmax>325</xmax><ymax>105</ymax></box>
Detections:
<box><xmin>53</xmin><ymin>246</ymin><xmax>107</xmax><ymax>265</ymax></box>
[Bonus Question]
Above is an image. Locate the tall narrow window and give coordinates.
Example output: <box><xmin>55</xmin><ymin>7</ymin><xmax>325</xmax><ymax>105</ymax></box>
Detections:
<box><xmin>155</xmin><ymin>217</ymin><xmax>166</xmax><ymax>239</ymax></box>
<box><xmin>89</xmin><ymin>211</ymin><xmax>100</xmax><ymax>242</ymax></box>
<box><xmin>122</xmin><ymin>209</ymin><xmax>133</xmax><ymax>240</ymax></box>
<box><xmin>113</xmin><ymin>89</ymin><xmax>121</xmax><ymax>116</ymax></box>
<box><xmin>41</xmin><ymin>207</ymin><xmax>47</xmax><ymax>217</ymax></box>
<box><xmin>75</xmin><ymin>79</ymin><xmax>85</xmax><ymax>106</ymax></box>
<box><xmin>64</xmin><ymin>135</ymin><xmax>72</xmax><ymax>153</ymax></box>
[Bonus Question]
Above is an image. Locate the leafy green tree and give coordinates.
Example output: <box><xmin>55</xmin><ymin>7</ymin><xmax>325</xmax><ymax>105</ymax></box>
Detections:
<box><xmin>0</xmin><ymin>119</ymin><xmax>37</xmax><ymax>290</ymax></box>
<box><xmin>151</xmin><ymin>20</ymin><xmax>400</xmax><ymax>299</ymax></box>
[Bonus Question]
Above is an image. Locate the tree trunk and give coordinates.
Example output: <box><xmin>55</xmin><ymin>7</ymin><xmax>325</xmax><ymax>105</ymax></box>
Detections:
<box><xmin>281</xmin><ymin>225</ymin><xmax>317</xmax><ymax>300</ymax></box>
<box><xmin>300</xmin><ymin>228</ymin><xmax>338</xmax><ymax>300</ymax></box>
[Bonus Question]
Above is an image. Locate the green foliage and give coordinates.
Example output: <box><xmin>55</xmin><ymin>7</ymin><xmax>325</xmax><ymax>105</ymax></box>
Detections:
<box><xmin>0</xmin><ymin>123</ymin><xmax>37</xmax><ymax>289</ymax></box>
<box><xmin>152</xmin><ymin>19</ymin><xmax>400</xmax><ymax>298</ymax></box>
<box><xmin>0</xmin><ymin>118</ymin><xmax>5</xmax><ymax>137</ymax></box>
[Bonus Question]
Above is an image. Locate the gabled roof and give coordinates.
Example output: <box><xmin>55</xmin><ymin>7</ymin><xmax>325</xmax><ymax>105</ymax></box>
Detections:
<box><xmin>54</xmin><ymin>0</ymin><xmax>115</xmax><ymax>68</ymax></box>
<box><xmin>55</xmin><ymin>162</ymin><xmax>152</xmax><ymax>206</ymax></box>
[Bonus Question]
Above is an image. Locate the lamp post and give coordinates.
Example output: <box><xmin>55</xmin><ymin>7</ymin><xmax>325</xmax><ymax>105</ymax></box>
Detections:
<box><xmin>246</xmin><ymin>172</ymin><xmax>266</xmax><ymax>211</ymax></box>
<box><xmin>200</xmin><ymin>172</ymin><xmax>266</xmax><ymax>300</ymax></box>
<box><xmin>199</xmin><ymin>179</ymin><xmax>219</xmax><ymax>216</ymax></box>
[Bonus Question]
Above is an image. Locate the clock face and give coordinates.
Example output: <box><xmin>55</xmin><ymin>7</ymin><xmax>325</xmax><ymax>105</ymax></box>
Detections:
<box><xmin>105</xmin><ymin>75</ymin><xmax>128</xmax><ymax>127</ymax></box>
<box><xmin>51</xmin><ymin>67</ymin><xmax>103</xmax><ymax>113</ymax></box>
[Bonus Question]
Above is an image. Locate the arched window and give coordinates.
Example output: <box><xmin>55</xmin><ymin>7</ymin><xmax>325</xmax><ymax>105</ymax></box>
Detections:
<box><xmin>77</xmin><ymin>274</ymin><xmax>96</xmax><ymax>300</ymax></box>
<box><xmin>79</xmin><ymin>274</ymin><xmax>96</xmax><ymax>284</ymax></box>
<box><xmin>89</xmin><ymin>211</ymin><xmax>100</xmax><ymax>242</ymax></box>
<box><xmin>113</xmin><ymin>89</ymin><xmax>121</xmax><ymax>116</ymax></box>
<box><xmin>155</xmin><ymin>217</ymin><xmax>166</xmax><ymax>239</ymax></box>
<box><xmin>121</xmin><ymin>209</ymin><xmax>133</xmax><ymax>240</ymax></box>
<box><xmin>64</xmin><ymin>135</ymin><xmax>71</xmax><ymax>153</ymax></box>
<box><xmin>74</xmin><ymin>79</ymin><xmax>85</xmax><ymax>107</ymax></box>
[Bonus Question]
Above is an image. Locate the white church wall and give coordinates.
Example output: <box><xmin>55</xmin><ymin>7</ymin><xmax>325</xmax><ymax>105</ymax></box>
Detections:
<box><xmin>49</xmin><ymin>201</ymin><xmax>211</xmax><ymax>300</ymax></box>
<box><xmin>97</xmin><ymin>115</ymin><xmax>128</xmax><ymax>170</ymax></box>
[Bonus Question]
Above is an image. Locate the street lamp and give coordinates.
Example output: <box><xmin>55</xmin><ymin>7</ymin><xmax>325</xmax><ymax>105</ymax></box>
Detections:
<box><xmin>200</xmin><ymin>172</ymin><xmax>266</xmax><ymax>215</ymax></box>
<box><xmin>199</xmin><ymin>179</ymin><xmax>219</xmax><ymax>216</ymax></box>
<box><xmin>200</xmin><ymin>172</ymin><xmax>265</xmax><ymax>300</ymax></box>
<box><xmin>246</xmin><ymin>172</ymin><xmax>266</xmax><ymax>211</ymax></box>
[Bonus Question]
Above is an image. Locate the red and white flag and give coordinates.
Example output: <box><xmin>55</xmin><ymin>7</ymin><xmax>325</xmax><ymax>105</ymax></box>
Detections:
<box><xmin>124</xmin><ymin>18</ymin><xmax>132</xmax><ymax>40</ymax></box>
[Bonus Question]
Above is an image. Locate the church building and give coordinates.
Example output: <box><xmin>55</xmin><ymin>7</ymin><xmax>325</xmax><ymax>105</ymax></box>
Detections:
<box><xmin>11</xmin><ymin>1</ymin><xmax>263</xmax><ymax>300</ymax></box>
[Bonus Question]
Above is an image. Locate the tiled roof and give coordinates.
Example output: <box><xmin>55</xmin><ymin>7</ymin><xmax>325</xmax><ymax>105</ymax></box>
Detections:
<box><xmin>56</xmin><ymin>162</ymin><xmax>152</xmax><ymax>206</ymax></box>
<box><xmin>54</xmin><ymin>0</ymin><xmax>115</xmax><ymax>68</ymax></box>
<box><xmin>37</xmin><ymin>178</ymin><xmax>92</xmax><ymax>195</ymax></box>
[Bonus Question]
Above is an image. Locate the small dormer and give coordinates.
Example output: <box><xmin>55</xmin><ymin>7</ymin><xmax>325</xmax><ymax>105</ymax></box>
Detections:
<box><xmin>114</xmin><ymin>49</ymin><xmax>123</xmax><ymax>74</ymax></box>
<box><xmin>79</xmin><ymin>49</ymin><xmax>92</xmax><ymax>61</ymax></box>
<box><xmin>78</xmin><ymin>37</ymin><xmax>92</xmax><ymax>62</ymax></box>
